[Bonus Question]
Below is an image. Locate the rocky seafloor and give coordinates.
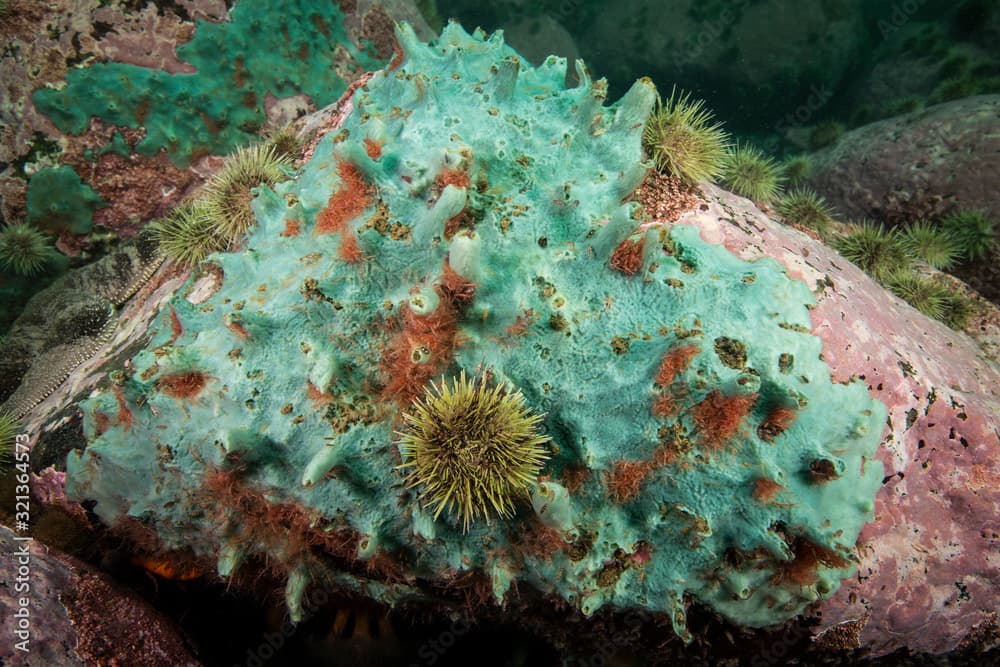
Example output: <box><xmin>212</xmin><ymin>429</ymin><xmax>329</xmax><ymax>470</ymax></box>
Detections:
<box><xmin>1</xmin><ymin>2</ymin><xmax>998</xmax><ymax>666</ymax></box>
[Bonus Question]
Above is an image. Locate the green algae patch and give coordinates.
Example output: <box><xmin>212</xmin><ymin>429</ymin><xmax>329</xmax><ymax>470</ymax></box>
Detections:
<box><xmin>65</xmin><ymin>23</ymin><xmax>885</xmax><ymax>637</ymax></box>
<box><xmin>26</xmin><ymin>166</ymin><xmax>105</xmax><ymax>234</ymax></box>
<box><xmin>33</xmin><ymin>0</ymin><xmax>380</xmax><ymax>167</ymax></box>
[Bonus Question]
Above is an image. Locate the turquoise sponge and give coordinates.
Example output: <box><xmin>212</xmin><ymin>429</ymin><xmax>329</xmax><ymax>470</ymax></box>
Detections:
<box><xmin>26</xmin><ymin>166</ymin><xmax>105</xmax><ymax>235</ymax></box>
<box><xmin>65</xmin><ymin>23</ymin><xmax>884</xmax><ymax>637</ymax></box>
<box><xmin>33</xmin><ymin>0</ymin><xmax>379</xmax><ymax>167</ymax></box>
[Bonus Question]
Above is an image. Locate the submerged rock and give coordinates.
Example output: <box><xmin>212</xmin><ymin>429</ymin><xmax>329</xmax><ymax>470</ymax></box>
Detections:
<box><xmin>0</xmin><ymin>525</ymin><xmax>199</xmax><ymax>667</ymax></box>
<box><xmin>691</xmin><ymin>183</ymin><xmax>1000</xmax><ymax>656</ymax></box>
<box><xmin>805</xmin><ymin>95</ymin><xmax>1000</xmax><ymax>226</ymax></box>
<box><xmin>15</xmin><ymin>21</ymin><xmax>1000</xmax><ymax>662</ymax></box>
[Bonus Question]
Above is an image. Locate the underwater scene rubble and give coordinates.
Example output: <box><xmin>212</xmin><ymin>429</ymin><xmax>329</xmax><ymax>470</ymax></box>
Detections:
<box><xmin>1</xmin><ymin>2</ymin><xmax>999</xmax><ymax>666</ymax></box>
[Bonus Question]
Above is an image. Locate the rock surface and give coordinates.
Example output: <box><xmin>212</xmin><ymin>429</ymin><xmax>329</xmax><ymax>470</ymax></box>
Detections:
<box><xmin>7</xmin><ymin>18</ymin><xmax>1000</xmax><ymax>664</ymax></box>
<box><xmin>694</xmin><ymin>183</ymin><xmax>1000</xmax><ymax>656</ymax></box>
<box><xmin>0</xmin><ymin>525</ymin><xmax>200</xmax><ymax>666</ymax></box>
<box><xmin>804</xmin><ymin>95</ymin><xmax>1000</xmax><ymax>226</ymax></box>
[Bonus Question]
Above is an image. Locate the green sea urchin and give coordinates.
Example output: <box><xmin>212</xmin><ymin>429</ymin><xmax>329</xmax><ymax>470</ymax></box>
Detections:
<box><xmin>781</xmin><ymin>155</ymin><xmax>813</xmax><ymax>184</ymax></box>
<box><xmin>265</xmin><ymin>128</ymin><xmax>303</xmax><ymax>161</ymax></box>
<box><xmin>941</xmin><ymin>209</ymin><xmax>996</xmax><ymax>261</ymax></box>
<box><xmin>396</xmin><ymin>371</ymin><xmax>551</xmax><ymax>532</ymax></box>
<box><xmin>0</xmin><ymin>223</ymin><xmax>53</xmax><ymax>276</ymax></box>
<box><xmin>776</xmin><ymin>188</ymin><xmax>836</xmax><ymax>236</ymax></box>
<box><xmin>203</xmin><ymin>143</ymin><xmax>291</xmax><ymax>245</ymax></box>
<box><xmin>938</xmin><ymin>289</ymin><xmax>978</xmax><ymax>330</ymax></box>
<box><xmin>0</xmin><ymin>411</ymin><xmax>18</xmax><ymax>475</ymax></box>
<box><xmin>884</xmin><ymin>271</ymin><xmax>947</xmax><ymax>320</ymax></box>
<box><xmin>900</xmin><ymin>220</ymin><xmax>961</xmax><ymax>269</ymax></box>
<box><xmin>833</xmin><ymin>221</ymin><xmax>912</xmax><ymax>281</ymax></box>
<box><xmin>642</xmin><ymin>86</ymin><xmax>730</xmax><ymax>184</ymax></box>
<box><xmin>149</xmin><ymin>200</ymin><xmax>226</xmax><ymax>267</ymax></box>
<box><xmin>722</xmin><ymin>143</ymin><xmax>785</xmax><ymax>204</ymax></box>
<box><xmin>884</xmin><ymin>271</ymin><xmax>978</xmax><ymax>329</ymax></box>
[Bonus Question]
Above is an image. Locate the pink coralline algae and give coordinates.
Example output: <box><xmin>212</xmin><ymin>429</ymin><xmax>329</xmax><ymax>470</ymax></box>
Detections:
<box><xmin>687</xmin><ymin>182</ymin><xmax>1000</xmax><ymax>655</ymax></box>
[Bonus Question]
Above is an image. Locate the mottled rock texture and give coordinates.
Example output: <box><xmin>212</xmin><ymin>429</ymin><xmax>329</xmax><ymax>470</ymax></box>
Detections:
<box><xmin>805</xmin><ymin>95</ymin><xmax>1000</xmax><ymax>226</ymax></box>
<box><xmin>694</xmin><ymin>183</ymin><xmax>1000</xmax><ymax>657</ymax></box>
<box><xmin>0</xmin><ymin>525</ymin><xmax>200</xmax><ymax>667</ymax></box>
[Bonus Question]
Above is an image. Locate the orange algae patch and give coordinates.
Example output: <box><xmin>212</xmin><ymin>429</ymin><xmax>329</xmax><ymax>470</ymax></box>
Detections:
<box><xmin>758</xmin><ymin>404</ymin><xmax>798</xmax><ymax>442</ymax></box>
<box><xmin>168</xmin><ymin>306</ymin><xmax>183</xmax><ymax>343</ymax></box>
<box><xmin>338</xmin><ymin>228</ymin><xmax>365</xmax><ymax>263</ymax></box>
<box><xmin>437</xmin><ymin>260</ymin><xmax>477</xmax><ymax>305</ymax></box>
<box><xmin>389</xmin><ymin>39</ymin><xmax>405</xmax><ymax>71</ymax></box>
<box><xmin>605</xmin><ymin>459</ymin><xmax>656</xmax><ymax>503</ymax></box>
<box><xmin>560</xmin><ymin>465</ymin><xmax>591</xmax><ymax>494</ymax></box>
<box><xmin>281</xmin><ymin>218</ymin><xmax>301</xmax><ymax>237</ymax></box>
<box><xmin>773</xmin><ymin>537</ymin><xmax>851</xmax><ymax>587</ymax></box>
<box><xmin>379</xmin><ymin>262</ymin><xmax>475</xmax><ymax>407</ymax></box>
<box><xmin>752</xmin><ymin>478</ymin><xmax>786</xmax><ymax>504</ymax></box>
<box><xmin>112</xmin><ymin>384</ymin><xmax>133</xmax><ymax>432</ymax></box>
<box><xmin>94</xmin><ymin>411</ymin><xmax>111</xmax><ymax>436</ymax></box>
<box><xmin>379</xmin><ymin>296</ymin><xmax>460</xmax><ymax>406</ymax></box>
<box><xmin>443</xmin><ymin>212</ymin><xmax>468</xmax><ymax>240</ymax></box>
<box><xmin>435</xmin><ymin>167</ymin><xmax>470</xmax><ymax>190</ymax></box>
<box><xmin>491</xmin><ymin>308</ymin><xmax>539</xmax><ymax>348</ymax></box>
<box><xmin>198</xmin><ymin>469</ymin><xmax>398</xmax><ymax>579</ymax></box>
<box><xmin>224</xmin><ymin>317</ymin><xmax>250</xmax><ymax>340</ymax></box>
<box><xmin>316</xmin><ymin>159</ymin><xmax>372</xmax><ymax>235</ymax></box>
<box><xmin>655</xmin><ymin>345</ymin><xmax>699</xmax><ymax>386</ymax></box>
<box><xmin>306</xmin><ymin>381</ymin><xmax>333</xmax><ymax>408</ymax></box>
<box><xmin>514</xmin><ymin>516</ymin><xmax>567</xmax><ymax>562</ymax></box>
<box><xmin>364</xmin><ymin>137</ymin><xmax>383</xmax><ymax>160</ymax></box>
<box><xmin>131</xmin><ymin>554</ymin><xmax>203</xmax><ymax>581</ymax></box>
<box><xmin>157</xmin><ymin>371</ymin><xmax>209</xmax><ymax>399</ymax></box>
<box><xmin>652</xmin><ymin>393</ymin><xmax>679</xmax><ymax>418</ymax></box>
<box><xmin>609</xmin><ymin>236</ymin><xmax>645</xmax><ymax>275</ymax></box>
<box><xmin>691</xmin><ymin>389</ymin><xmax>758</xmax><ymax>449</ymax></box>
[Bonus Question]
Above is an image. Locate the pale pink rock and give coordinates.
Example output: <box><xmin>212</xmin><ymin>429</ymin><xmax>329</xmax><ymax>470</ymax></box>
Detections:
<box><xmin>677</xmin><ymin>184</ymin><xmax>1000</xmax><ymax>656</ymax></box>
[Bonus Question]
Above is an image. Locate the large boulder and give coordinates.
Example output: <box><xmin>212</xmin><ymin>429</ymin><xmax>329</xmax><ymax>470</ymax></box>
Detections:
<box><xmin>0</xmin><ymin>524</ymin><xmax>200</xmax><ymax>666</ymax></box>
<box><xmin>805</xmin><ymin>95</ymin><xmax>1000</xmax><ymax>225</ymax></box>
<box><xmin>10</xmin><ymin>20</ymin><xmax>1000</xmax><ymax>663</ymax></box>
<box><xmin>693</xmin><ymin>183</ymin><xmax>1000</xmax><ymax>656</ymax></box>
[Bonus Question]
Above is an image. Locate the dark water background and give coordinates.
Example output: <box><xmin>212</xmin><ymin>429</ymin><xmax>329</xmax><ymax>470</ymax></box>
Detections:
<box><xmin>434</xmin><ymin>0</ymin><xmax>1000</xmax><ymax>151</ymax></box>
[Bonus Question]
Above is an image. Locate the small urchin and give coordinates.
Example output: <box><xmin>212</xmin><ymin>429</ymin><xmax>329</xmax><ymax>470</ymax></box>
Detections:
<box><xmin>642</xmin><ymin>86</ymin><xmax>730</xmax><ymax>184</ymax></box>
<box><xmin>776</xmin><ymin>188</ymin><xmax>836</xmax><ymax>236</ymax></box>
<box><xmin>833</xmin><ymin>220</ymin><xmax>911</xmax><ymax>281</ymax></box>
<box><xmin>0</xmin><ymin>411</ymin><xmax>18</xmax><ymax>475</ymax></box>
<box><xmin>0</xmin><ymin>223</ymin><xmax>52</xmax><ymax>276</ymax></box>
<box><xmin>149</xmin><ymin>199</ymin><xmax>226</xmax><ymax>267</ymax></box>
<box><xmin>781</xmin><ymin>155</ymin><xmax>813</xmax><ymax>185</ymax></box>
<box><xmin>941</xmin><ymin>209</ymin><xmax>996</xmax><ymax>261</ymax></box>
<box><xmin>722</xmin><ymin>143</ymin><xmax>785</xmax><ymax>204</ymax></box>
<box><xmin>203</xmin><ymin>143</ymin><xmax>291</xmax><ymax>246</ymax></box>
<box><xmin>396</xmin><ymin>370</ymin><xmax>551</xmax><ymax>532</ymax></box>
<box><xmin>900</xmin><ymin>219</ymin><xmax>961</xmax><ymax>269</ymax></box>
